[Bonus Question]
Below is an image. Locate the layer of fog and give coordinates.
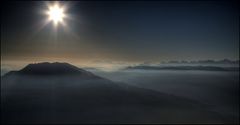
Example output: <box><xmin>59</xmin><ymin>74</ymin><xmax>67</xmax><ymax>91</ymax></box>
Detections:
<box><xmin>90</xmin><ymin>69</ymin><xmax>239</xmax><ymax>122</ymax></box>
<box><xmin>3</xmin><ymin>74</ymin><xmax>224</xmax><ymax>123</ymax></box>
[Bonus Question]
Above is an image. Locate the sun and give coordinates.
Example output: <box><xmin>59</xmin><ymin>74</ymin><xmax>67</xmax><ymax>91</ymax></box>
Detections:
<box><xmin>46</xmin><ymin>2</ymin><xmax>66</xmax><ymax>26</ymax></box>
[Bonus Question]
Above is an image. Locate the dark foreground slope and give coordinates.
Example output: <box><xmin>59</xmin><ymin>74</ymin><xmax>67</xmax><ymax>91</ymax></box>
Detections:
<box><xmin>1</xmin><ymin>62</ymin><xmax>225</xmax><ymax>124</ymax></box>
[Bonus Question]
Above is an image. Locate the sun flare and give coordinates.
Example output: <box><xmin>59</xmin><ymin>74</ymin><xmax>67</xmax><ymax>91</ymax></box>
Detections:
<box><xmin>46</xmin><ymin>3</ymin><xmax>66</xmax><ymax>26</ymax></box>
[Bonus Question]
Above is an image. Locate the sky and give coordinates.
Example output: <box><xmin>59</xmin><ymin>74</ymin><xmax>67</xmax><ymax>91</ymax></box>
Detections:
<box><xmin>1</xmin><ymin>0</ymin><xmax>239</xmax><ymax>71</ymax></box>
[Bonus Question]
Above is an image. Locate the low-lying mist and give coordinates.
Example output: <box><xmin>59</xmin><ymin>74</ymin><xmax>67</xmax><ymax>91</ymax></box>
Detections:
<box><xmin>91</xmin><ymin>69</ymin><xmax>239</xmax><ymax>123</ymax></box>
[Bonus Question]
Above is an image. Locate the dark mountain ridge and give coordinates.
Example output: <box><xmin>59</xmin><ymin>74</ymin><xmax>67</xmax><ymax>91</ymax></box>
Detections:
<box><xmin>1</xmin><ymin>62</ymin><xmax>226</xmax><ymax>124</ymax></box>
<box><xmin>11</xmin><ymin>62</ymin><xmax>99</xmax><ymax>77</ymax></box>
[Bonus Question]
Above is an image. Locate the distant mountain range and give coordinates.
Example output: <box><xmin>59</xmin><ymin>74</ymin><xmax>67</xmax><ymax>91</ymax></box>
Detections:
<box><xmin>125</xmin><ymin>65</ymin><xmax>239</xmax><ymax>71</ymax></box>
<box><xmin>1</xmin><ymin>62</ymin><xmax>224</xmax><ymax>124</ymax></box>
<box><xmin>161</xmin><ymin>59</ymin><xmax>239</xmax><ymax>64</ymax></box>
<box><xmin>125</xmin><ymin>59</ymin><xmax>239</xmax><ymax>71</ymax></box>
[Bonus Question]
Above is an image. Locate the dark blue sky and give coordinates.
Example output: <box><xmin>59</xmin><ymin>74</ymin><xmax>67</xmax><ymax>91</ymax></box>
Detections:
<box><xmin>1</xmin><ymin>0</ymin><xmax>239</xmax><ymax>66</ymax></box>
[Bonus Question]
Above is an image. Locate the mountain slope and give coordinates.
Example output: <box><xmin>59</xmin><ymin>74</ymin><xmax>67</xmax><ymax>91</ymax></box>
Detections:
<box><xmin>1</xmin><ymin>62</ymin><xmax>224</xmax><ymax>124</ymax></box>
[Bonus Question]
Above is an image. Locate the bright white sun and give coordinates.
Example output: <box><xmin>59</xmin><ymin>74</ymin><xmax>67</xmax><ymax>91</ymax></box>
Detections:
<box><xmin>47</xmin><ymin>3</ymin><xmax>66</xmax><ymax>26</ymax></box>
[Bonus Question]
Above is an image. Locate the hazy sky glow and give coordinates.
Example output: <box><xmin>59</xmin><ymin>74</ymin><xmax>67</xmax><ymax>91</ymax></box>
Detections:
<box><xmin>1</xmin><ymin>0</ymin><xmax>239</xmax><ymax>70</ymax></box>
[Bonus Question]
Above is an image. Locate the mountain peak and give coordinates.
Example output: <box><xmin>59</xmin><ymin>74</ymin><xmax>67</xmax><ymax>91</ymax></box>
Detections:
<box><xmin>15</xmin><ymin>62</ymin><xmax>97</xmax><ymax>77</ymax></box>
